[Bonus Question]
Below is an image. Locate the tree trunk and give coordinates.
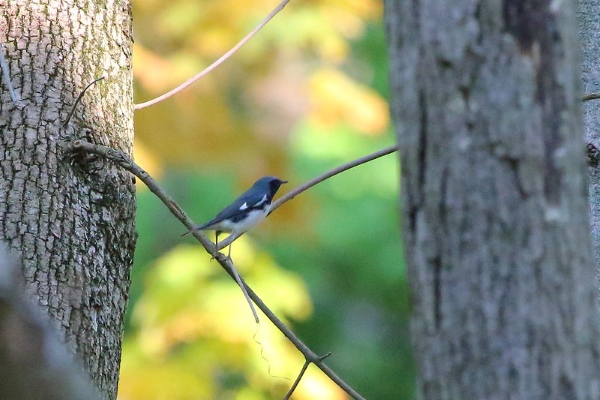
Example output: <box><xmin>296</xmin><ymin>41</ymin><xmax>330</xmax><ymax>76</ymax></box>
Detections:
<box><xmin>0</xmin><ymin>1</ymin><xmax>136</xmax><ymax>398</ymax></box>
<box><xmin>385</xmin><ymin>0</ymin><xmax>600</xmax><ymax>398</ymax></box>
<box><xmin>579</xmin><ymin>0</ymin><xmax>600</xmax><ymax>312</ymax></box>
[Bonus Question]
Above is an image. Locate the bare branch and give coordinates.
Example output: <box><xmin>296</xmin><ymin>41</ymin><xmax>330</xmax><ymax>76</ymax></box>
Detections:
<box><xmin>284</xmin><ymin>353</ymin><xmax>331</xmax><ymax>400</ymax></box>
<box><xmin>63</xmin><ymin>77</ymin><xmax>105</xmax><ymax>127</ymax></box>
<box><xmin>134</xmin><ymin>0</ymin><xmax>291</xmax><ymax>110</ymax></box>
<box><xmin>65</xmin><ymin>139</ymin><xmax>261</xmax><ymax>321</ymax></box>
<box><xmin>272</xmin><ymin>144</ymin><xmax>399</xmax><ymax>212</ymax></box>
<box><xmin>583</xmin><ymin>93</ymin><xmax>600</xmax><ymax>101</ymax></box>
<box><xmin>65</xmin><ymin>139</ymin><xmax>366</xmax><ymax>400</ymax></box>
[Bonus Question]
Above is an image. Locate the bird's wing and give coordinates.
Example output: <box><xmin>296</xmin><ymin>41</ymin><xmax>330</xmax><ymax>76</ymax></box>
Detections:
<box><xmin>198</xmin><ymin>191</ymin><xmax>269</xmax><ymax>229</ymax></box>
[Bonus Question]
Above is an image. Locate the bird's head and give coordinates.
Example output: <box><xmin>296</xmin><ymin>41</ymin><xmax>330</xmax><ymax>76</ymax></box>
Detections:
<box><xmin>253</xmin><ymin>176</ymin><xmax>287</xmax><ymax>197</ymax></box>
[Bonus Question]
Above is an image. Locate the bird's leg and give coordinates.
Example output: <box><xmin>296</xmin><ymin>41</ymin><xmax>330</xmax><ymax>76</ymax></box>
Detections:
<box><xmin>215</xmin><ymin>231</ymin><xmax>221</xmax><ymax>252</ymax></box>
<box><xmin>209</xmin><ymin>231</ymin><xmax>221</xmax><ymax>261</ymax></box>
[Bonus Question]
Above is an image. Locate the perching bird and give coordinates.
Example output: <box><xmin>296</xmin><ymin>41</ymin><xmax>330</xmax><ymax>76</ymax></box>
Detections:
<box><xmin>183</xmin><ymin>176</ymin><xmax>287</xmax><ymax>257</ymax></box>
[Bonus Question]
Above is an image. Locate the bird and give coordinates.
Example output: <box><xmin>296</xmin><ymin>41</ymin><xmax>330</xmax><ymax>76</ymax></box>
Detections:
<box><xmin>182</xmin><ymin>176</ymin><xmax>287</xmax><ymax>257</ymax></box>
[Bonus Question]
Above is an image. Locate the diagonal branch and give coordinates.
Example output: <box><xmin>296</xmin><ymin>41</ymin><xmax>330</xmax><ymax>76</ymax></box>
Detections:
<box><xmin>284</xmin><ymin>353</ymin><xmax>331</xmax><ymax>400</ymax></box>
<box><xmin>271</xmin><ymin>144</ymin><xmax>399</xmax><ymax>212</ymax></box>
<box><xmin>63</xmin><ymin>140</ymin><xmax>260</xmax><ymax>320</ymax></box>
<box><xmin>134</xmin><ymin>0</ymin><xmax>291</xmax><ymax>110</ymax></box>
<box><xmin>65</xmin><ymin>139</ymin><xmax>366</xmax><ymax>399</ymax></box>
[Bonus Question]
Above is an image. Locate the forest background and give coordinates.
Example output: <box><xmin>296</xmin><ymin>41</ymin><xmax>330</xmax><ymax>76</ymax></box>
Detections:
<box><xmin>118</xmin><ymin>0</ymin><xmax>409</xmax><ymax>399</ymax></box>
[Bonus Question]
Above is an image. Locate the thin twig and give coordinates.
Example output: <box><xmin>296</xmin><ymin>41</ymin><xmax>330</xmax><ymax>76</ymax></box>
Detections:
<box><xmin>272</xmin><ymin>145</ymin><xmax>398</xmax><ymax>212</ymax></box>
<box><xmin>220</xmin><ymin>262</ymin><xmax>365</xmax><ymax>400</ymax></box>
<box><xmin>583</xmin><ymin>93</ymin><xmax>600</xmax><ymax>102</ymax></box>
<box><xmin>63</xmin><ymin>77</ymin><xmax>105</xmax><ymax>127</ymax></box>
<box><xmin>0</xmin><ymin>43</ymin><xmax>21</xmax><ymax>104</ymax></box>
<box><xmin>65</xmin><ymin>139</ymin><xmax>366</xmax><ymax>400</ymax></box>
<box><xmin>224</xmin><ymin>256</ymin><xmax>259</xmax><ymax>322</ymax></box>
<box><xmin>284</xmin><ymin>353</ymin><xmax>331</xmax><ymax>400</ymax></box>
<box><xmin>134</xmin><ymin>0</ymin><xmax>291</xmax><ymax>110</ymax></box>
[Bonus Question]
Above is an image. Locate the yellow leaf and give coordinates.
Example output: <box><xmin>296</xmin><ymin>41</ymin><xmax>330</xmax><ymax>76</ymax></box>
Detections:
<box><xmin>309</xmin><ymin>69</ymin><xmax>389</xmax><ymax>135</ymax></box>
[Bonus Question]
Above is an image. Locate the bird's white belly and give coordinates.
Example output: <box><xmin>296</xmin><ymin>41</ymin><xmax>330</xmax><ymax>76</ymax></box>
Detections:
<box><xmin>214</xmin><ymin>207</ymin><xmax>270</xmax><ymax>234</ymax></box>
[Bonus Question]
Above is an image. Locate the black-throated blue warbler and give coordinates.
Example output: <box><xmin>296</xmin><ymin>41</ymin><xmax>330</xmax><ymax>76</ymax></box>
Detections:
<box><xmin>183</xmin><ymin>176</ymin><xmax>287</xmax><ymax>257</ymax></box>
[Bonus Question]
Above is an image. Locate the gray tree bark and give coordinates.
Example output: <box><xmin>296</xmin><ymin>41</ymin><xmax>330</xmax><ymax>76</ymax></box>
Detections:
<box><xmin>579</xmin><ymin>0</ymin><xmax>600</xmax><ymax>310</ymax></box>
<box><xmin>0</xmin><ymin>0</ymin><xmax>136</xmax><ymax>398</ymax></box>
<box><xmin>385</xmin><ymin>0</ymin><xmax>600</xmax><ymax>398</ymax></box>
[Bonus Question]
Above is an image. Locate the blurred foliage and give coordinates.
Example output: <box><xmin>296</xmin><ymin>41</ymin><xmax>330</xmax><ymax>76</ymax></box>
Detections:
<box><xmin>120</xmin><ymin>0</ymin><xmax>414</xmax><ymax>399</ymax></box>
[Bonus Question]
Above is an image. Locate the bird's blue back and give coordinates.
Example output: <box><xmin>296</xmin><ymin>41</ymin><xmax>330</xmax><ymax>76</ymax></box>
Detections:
<box><xmin>198</xmin><ymin>176</ymin><xmax>283</xmax><ymax>229</ymax></box>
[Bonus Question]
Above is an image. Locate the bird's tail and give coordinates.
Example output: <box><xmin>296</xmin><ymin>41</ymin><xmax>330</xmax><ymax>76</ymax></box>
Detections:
<box><xmin>181</xmin><ymin>227</ymin><xmax>197</xmax><ymax>237</ymax></box>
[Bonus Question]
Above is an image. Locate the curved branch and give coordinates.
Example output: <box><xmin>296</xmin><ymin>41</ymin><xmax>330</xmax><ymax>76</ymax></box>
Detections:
<box><xmin>63</xmin><ymin>77</ymin><xmax>104</xmax><ymax>127</ymax></box>
<box><xmin>271</xmin><ymin>144</ymin><xmax>399</xmax><ymax>212</ymax></box>
<box><xmin>134</xmin><ymin>0</ymin><xmax>291</xmax><ymax>110</ymax></box>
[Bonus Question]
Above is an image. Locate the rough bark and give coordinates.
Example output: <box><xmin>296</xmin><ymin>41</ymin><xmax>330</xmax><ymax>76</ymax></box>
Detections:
<box><xmin>0</xmin><ymin>0</ymin><xmax>136</xmax><ymax>398</ymax></box>
<box><xmin>385</xmin><ymin>0</ymin><xmax>600</xmax><ymax>398</ymax></box>
<box><xmin>579</xmin><ymin>0</ymin><xmax>600</xmax><ymax>310</ymax></box>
